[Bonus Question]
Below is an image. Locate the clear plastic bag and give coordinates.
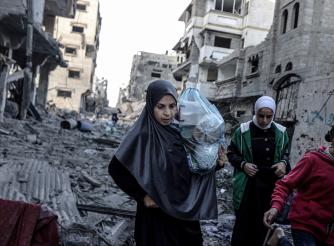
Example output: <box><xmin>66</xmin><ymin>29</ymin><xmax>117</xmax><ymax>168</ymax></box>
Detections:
<box><xmin>179</xmin><ymin>88</ymin><xmax>225</xmax><ymax>175</ymax></box>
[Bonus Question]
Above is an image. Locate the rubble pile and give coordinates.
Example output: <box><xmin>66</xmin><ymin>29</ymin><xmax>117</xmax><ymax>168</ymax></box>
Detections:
<box><xmin>0</xmin><ymin>112</ymin><xmax>135</xmax><ymax>245</ymax></box>
<box><xmin>0</xmin><ymin>109</ymin><xmax>237</xmax><ymax>245</ymax></box>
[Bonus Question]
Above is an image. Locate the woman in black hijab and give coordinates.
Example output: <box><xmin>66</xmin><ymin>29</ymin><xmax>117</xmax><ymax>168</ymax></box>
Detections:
<box><xmin>108</xmin><ymin>80</ymin><xmax>220</xmax><ymax>246</ymax></box>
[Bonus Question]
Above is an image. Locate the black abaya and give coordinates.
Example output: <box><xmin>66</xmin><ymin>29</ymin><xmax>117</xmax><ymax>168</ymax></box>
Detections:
<box><xmin>109</xmin><ymin>157</ymin><xmax>203</xmax><ymax>246</ymax></box>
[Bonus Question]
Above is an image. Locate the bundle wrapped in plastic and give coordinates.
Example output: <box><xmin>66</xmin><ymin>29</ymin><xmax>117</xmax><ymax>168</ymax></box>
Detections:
<box><xmin>179</xmin><ymin>88</ymin><xmax>225</xmax><ymax>175</ymax></box>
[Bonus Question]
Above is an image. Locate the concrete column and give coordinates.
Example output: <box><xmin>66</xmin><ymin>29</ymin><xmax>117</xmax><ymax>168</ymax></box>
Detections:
<box><xmin>0</xmin><ymin>64</ymin><xmax>9</xmax><ymax>122</ymax></box>
<box><xmin>20</xmin><ymin>0</ymin><xmax>34</xmax><ymax>119</ymax></box>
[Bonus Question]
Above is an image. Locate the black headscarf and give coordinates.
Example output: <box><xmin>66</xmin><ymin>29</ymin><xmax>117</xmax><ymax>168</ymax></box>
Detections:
<box><xmin>115</xmin><ymin>80</ymin><xmax>217</xmax><ymax>220</ymax></box>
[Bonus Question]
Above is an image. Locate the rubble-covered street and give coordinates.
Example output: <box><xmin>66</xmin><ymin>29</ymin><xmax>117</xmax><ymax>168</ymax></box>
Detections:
<box><xmin>0</xmin><ymin>110</ymin><xmax>236</xmax><ymax>245</ymax></box>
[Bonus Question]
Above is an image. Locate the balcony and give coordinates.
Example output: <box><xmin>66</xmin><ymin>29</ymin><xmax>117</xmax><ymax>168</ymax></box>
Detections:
<box><xmin>203</xmin><ymin>10</ymin><xmax>243</xmax><ymax>35</ymax></box>
<box><xmin>216</xmin><ymin>77</ymin><xmax>237</xmax><ymax>100</ymax></box>
<box><xmin>199</xmin><ymin>45</ymin><xmax>234</xmax><ymax>64</ymax></box>
<box><xmin>191</xmin><ymin>81</ymin><xmax>218</xmax><ymax>100</ymax></box>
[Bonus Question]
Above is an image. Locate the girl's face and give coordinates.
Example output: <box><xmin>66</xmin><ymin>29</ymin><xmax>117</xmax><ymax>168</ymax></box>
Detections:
<box><xmin>256</xmin><ymin>107</ymin><xmax>274</xmax><ymax>128</ymax></box>
<box><xmin>154</xmin><ymin>95</ymin><xmax>177</xmax><ymax>125</ymax></box>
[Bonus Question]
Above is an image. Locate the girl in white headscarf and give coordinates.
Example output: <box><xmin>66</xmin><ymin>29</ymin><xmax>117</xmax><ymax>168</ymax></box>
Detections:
<box><xmin>227</xmin><ymin>95</ymin><xmax>290</xmax><ymax>246</ymax></box>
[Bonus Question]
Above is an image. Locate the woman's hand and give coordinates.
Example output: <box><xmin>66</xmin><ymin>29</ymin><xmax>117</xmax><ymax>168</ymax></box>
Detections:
<box><xmin>244</xmin><ymin>163</ymin><xmax>258</xmax><ymax>177</ymax></box>
<box><xmin>218</xmin><ymin>145</ymin><xmax>228</xmax><ymax>167</ymax></box>
<box><xmin>272</xmin><ymin>162</ymin><xmax>286</xmax><ymax>178</ymax></box>
<box><xmin>143</xmin><ymin>195</ymin><xmax>159</xmax><ymax>208</ymax></box>
<box><xmin>263</xmin><ymin>208</ymin><xmax>279</xmax><ymax>228</ymax></box>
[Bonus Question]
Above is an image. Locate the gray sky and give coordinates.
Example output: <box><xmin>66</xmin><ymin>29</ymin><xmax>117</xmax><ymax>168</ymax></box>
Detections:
<box><xmin>96</xmin><ymin>0</ymin><xmax>190</xmax><ymax>106</ymax></box>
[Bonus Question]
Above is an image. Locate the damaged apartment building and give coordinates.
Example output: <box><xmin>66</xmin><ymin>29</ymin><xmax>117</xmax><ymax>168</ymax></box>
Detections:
<box><xmin>174</xmin><ymin>0</ymin><xmax>334</xmax><ymax>164</ymax></box>
<box><xmin>124</xmin><ymin>51</ymin><xmax>184</xmax><ymax>102</ymax></box>
<box><xmin>0</xmin><ymin>0</ymin><xmax>75</xmax><ymax>121</ymax></box>
<box><xmin>47</xmin><ymin>0</ymin><xmax>101</xmax><ymax>112</ymax></box>
<box><xmin>173</xmin><ymin>0</ymin><xmax>275</xmax><ymax>99</ymax></box>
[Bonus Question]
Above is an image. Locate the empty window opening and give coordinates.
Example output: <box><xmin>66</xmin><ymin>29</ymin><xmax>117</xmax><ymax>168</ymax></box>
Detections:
<box><xmin>214</xmin><ymin>36</ymin><xmax>232</xmax><ymax>49</ymax></box>
<box><xmin>57</xmin><ymin>90</ymin><xmax>72</xmax><ymax>98</ymax></box>
<box><xmin>215</xmin><ymin>0</ymin><xmax>223</xmax><ymax>11</ymax></box>
<box><xmin>249</xmin><ymin>55</ymin><xmax>259</xmax><ymax>73</ymax></box>
<box><xmin>68</xmin><ymin>70</ymin><xmax>80</xmax><ymax>79</ymax></box>
<box><xmin>281</xmin><ymin>10</ymin><xmax>288</xmax><ymax>34</ymax></box>
<box><xmin>151</xmin><ymin>72</ymin><xmax>161</xmax><ymax>78</ymax></box>
<box><xmin>233</xmin><ymin>0</ymin><xmax>242</xmax><ymax>14</ymax></box>
<box><xmin>244</xmin><ymin>1</ymin><xmax>249</xmax><ymax>16</ymax></box>
<box><xmin>237</xmin><ymin>110</ymin><xmax>246</xmax><ymax>117</ymax></box>
<box><xmin>85</xmin><ymin>45</ymin><xmax>95</xmax><ymax>57</ymax></box>
<box><xmin>162</xmin><ymin>64</ymin><xmax>168</xmax><ymax>69</ymax></box>
<box><xmin>147</xmin><ymin>61</ymin><xmax>159</xmax><ymax>67</ymax></box>
<box><xmin>77</xmin><ymin>4</ymin><xmax>87</xmax><ymax>11</ymax></box>
<box><xmin>186</xmin><ymin>4</ymin><xmax>193</xmax><ymax>22</ymax></box>
<box><xmin>216</xmin><ymin>0</ymin><xmax>242</xmax><ymax>14</ymax></box>
<box><xmin>292</xmin><ymin>3</ymin><xmax>299</xmax><ymax>29</ymax></box>
<box><xmin>275</xmin><ymin>65</ymin><xmax>282</xmax><ymax>74</ymax></box>
<box><xmin>72</xmin><ymin>25</ymin><xmax>84</xmax><ymax>33</ymax></box>
<box><xmin>207</xmin><ymin>67</ymin><xmax>218</xmax><ymax>82</ymax></box>
<box><xmin>65</xmin><ymin>47</ymin><xmax>77</xmax><ymax>55</ymax></box>
<box><xmin>285</xmin><ymin>62</ymin><xmax>293</xmax><ymax>71</ymax></box>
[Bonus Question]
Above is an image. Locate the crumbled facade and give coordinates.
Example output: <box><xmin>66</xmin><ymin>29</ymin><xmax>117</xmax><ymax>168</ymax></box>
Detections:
<box><xmin>215</xmin><ymin>0</ymin><xmax>334</xmax><ymax>164</ymax></box>
<box><xmin>0</xmin><ymin>0</ymin><xmax>75</xmax><ymax>120</ymax></box>
<box><xmin>127</xmin><ymin>51</ymin><xmax>184</xmax><ymax>102</ymax></box>
<box><xmin>173</xmin><ymin>0</ymin><xmax>275</xmax><ymax>100</ymax></box>
<box><xmin>47</xmin><ymin>0</ymin><xmax>101</xmax><ymax>112</ymax></box>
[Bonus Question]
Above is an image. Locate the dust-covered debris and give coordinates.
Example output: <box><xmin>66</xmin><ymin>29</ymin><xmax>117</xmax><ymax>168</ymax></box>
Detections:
<box><xmin>0</xmin><ymin>109</ymin><xmax>241</xmax><ymax>245</ymax></box>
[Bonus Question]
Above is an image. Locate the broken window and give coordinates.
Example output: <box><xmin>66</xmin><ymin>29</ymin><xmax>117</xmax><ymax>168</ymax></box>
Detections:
<box><xmin>275</xmin><ymin>75</ymin><xmax>301</xmax><ymax>122</ymax></box>
<box><xmin>248</xmin><ymin>55</ymin><xmax>259</xmax><ymax>73</ymax></box>
<box><xmin>207</xmin><ymin>67</ymin><xmax>218</xmax><ymax>82</ymax></box>
<box><xmin>57</xmin><ymin>90</ymin><xmax>72</xmax><ymax>98</ymax></box>
<box><xmin>147</xmin><ymin>61</ymin><xmax>159</xmax><ymax>67</ymax></box>
<box><xmin>237</xmin><ymin>110</ymin><xmax>246</xmax><ymax>117</ymax></box>
<box><xmin>215</xmin><ymin>0</ymin><xmax>242</xmax><ymax>14</ymax></box>
<box><xmin>151</xmin><ymin>72</ymin><xmax>161</xmax><ymax>78</ymax></box>
<box><xmin>65</xmin><ymin>47</ymin><xmax>77</xmax><ymax>55</ymax></box>
<box><xmin>85</xmin><ymin>45</ymin><xmax>95</xmax><ymax>58</ymax></box>
<box><xmin>281</xmin><ymin>10</ymin><xmax>288</xmax><ymax>34</ymax></box>
<box><xmin>215</xmin><ymin>0</ymin><xmax>223</xmax><ymax>11</ymax></box>
<box><xmin>244</xmin><ymin>1</ymin><xmax>249</xmax><ymax>16</ymax></box>
<box><xmin>72</xmin><ymin>25</ymin><xmax>84</xmax><ymax>33</ymax></box>
<box><xmin>214</xmin><ymin>36</ymin><xmax>232</xmax><ymax>49</ymax></box>
<box><xmin>241</xmin><ymin>38</ymin><xmax>245</xmax><ymax>49</ymax></box>
<box><xmin>292</xmin><ymin>3</ymin><xmax>299</xmax><ymax>29</ymax></box>
<box><xmin>285</xmin><ymin>62</ymin><xmax>293</xmax><ymax>71</ymax></box>
<box><xmin>77</xmin><ymin>4</ymin><xmax>87</xmax><ymax>11</ymax></box>
<box><xmin>186</xmin><ymin>4</ymin><xmax>193</xmax><ymax>22</ymax></box>
<box><xmin>68</xmin><ymin>70</ymin><xmax>81</xmax><ymax>79</ymax></box>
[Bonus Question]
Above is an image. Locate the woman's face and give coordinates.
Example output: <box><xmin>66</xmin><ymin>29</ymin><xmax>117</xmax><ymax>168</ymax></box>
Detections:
<box><xmin>256</xmin><ymin>107</ymin><xmax>274</xmax><ymax>128</ymax></box>
<box><xmin>154</xmin><ymin>95</ymin><xmax>177</xmax><ymax>125</ymax></box>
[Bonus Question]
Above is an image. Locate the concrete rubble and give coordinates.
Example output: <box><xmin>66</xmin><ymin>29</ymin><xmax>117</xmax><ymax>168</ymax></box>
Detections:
<box><xmin>0</xmin><ymin>107</ymin><xmax>240</xmax><ymax>245</ymax></box>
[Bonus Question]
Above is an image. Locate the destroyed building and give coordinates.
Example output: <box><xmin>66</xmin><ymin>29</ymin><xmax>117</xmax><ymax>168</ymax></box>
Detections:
<box><xmin>173</xmin><ymin>0</ymin><xmax>334</xmax><ymax>165</ymax></box>
<box><xmin>0</xmin><ymin>0</ymin><xmax>75</xmax><ymax>121</ymax></box>
<box><xmin>172</xmin><ymin>0</ymin><xmax>275</xmax><ymax>100</ymax></box>
<box><xmin>47</xmin><ymin>0</ymin><xmax>101</xmax><ymax>112</ymax></box>
<box><xmin>127</xmin><ymin>51</ymin><xmax>184</xmax><ymax>102</ymax></box>
<box><xmin>83</xmin><ymin>77</ymin><xmax>109</xmax><ymax>115</ymax></box>
<box><xmin>214</xmin><ymin>0</ymin><xmax>334</xmax><ymax>164</ymax></box>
